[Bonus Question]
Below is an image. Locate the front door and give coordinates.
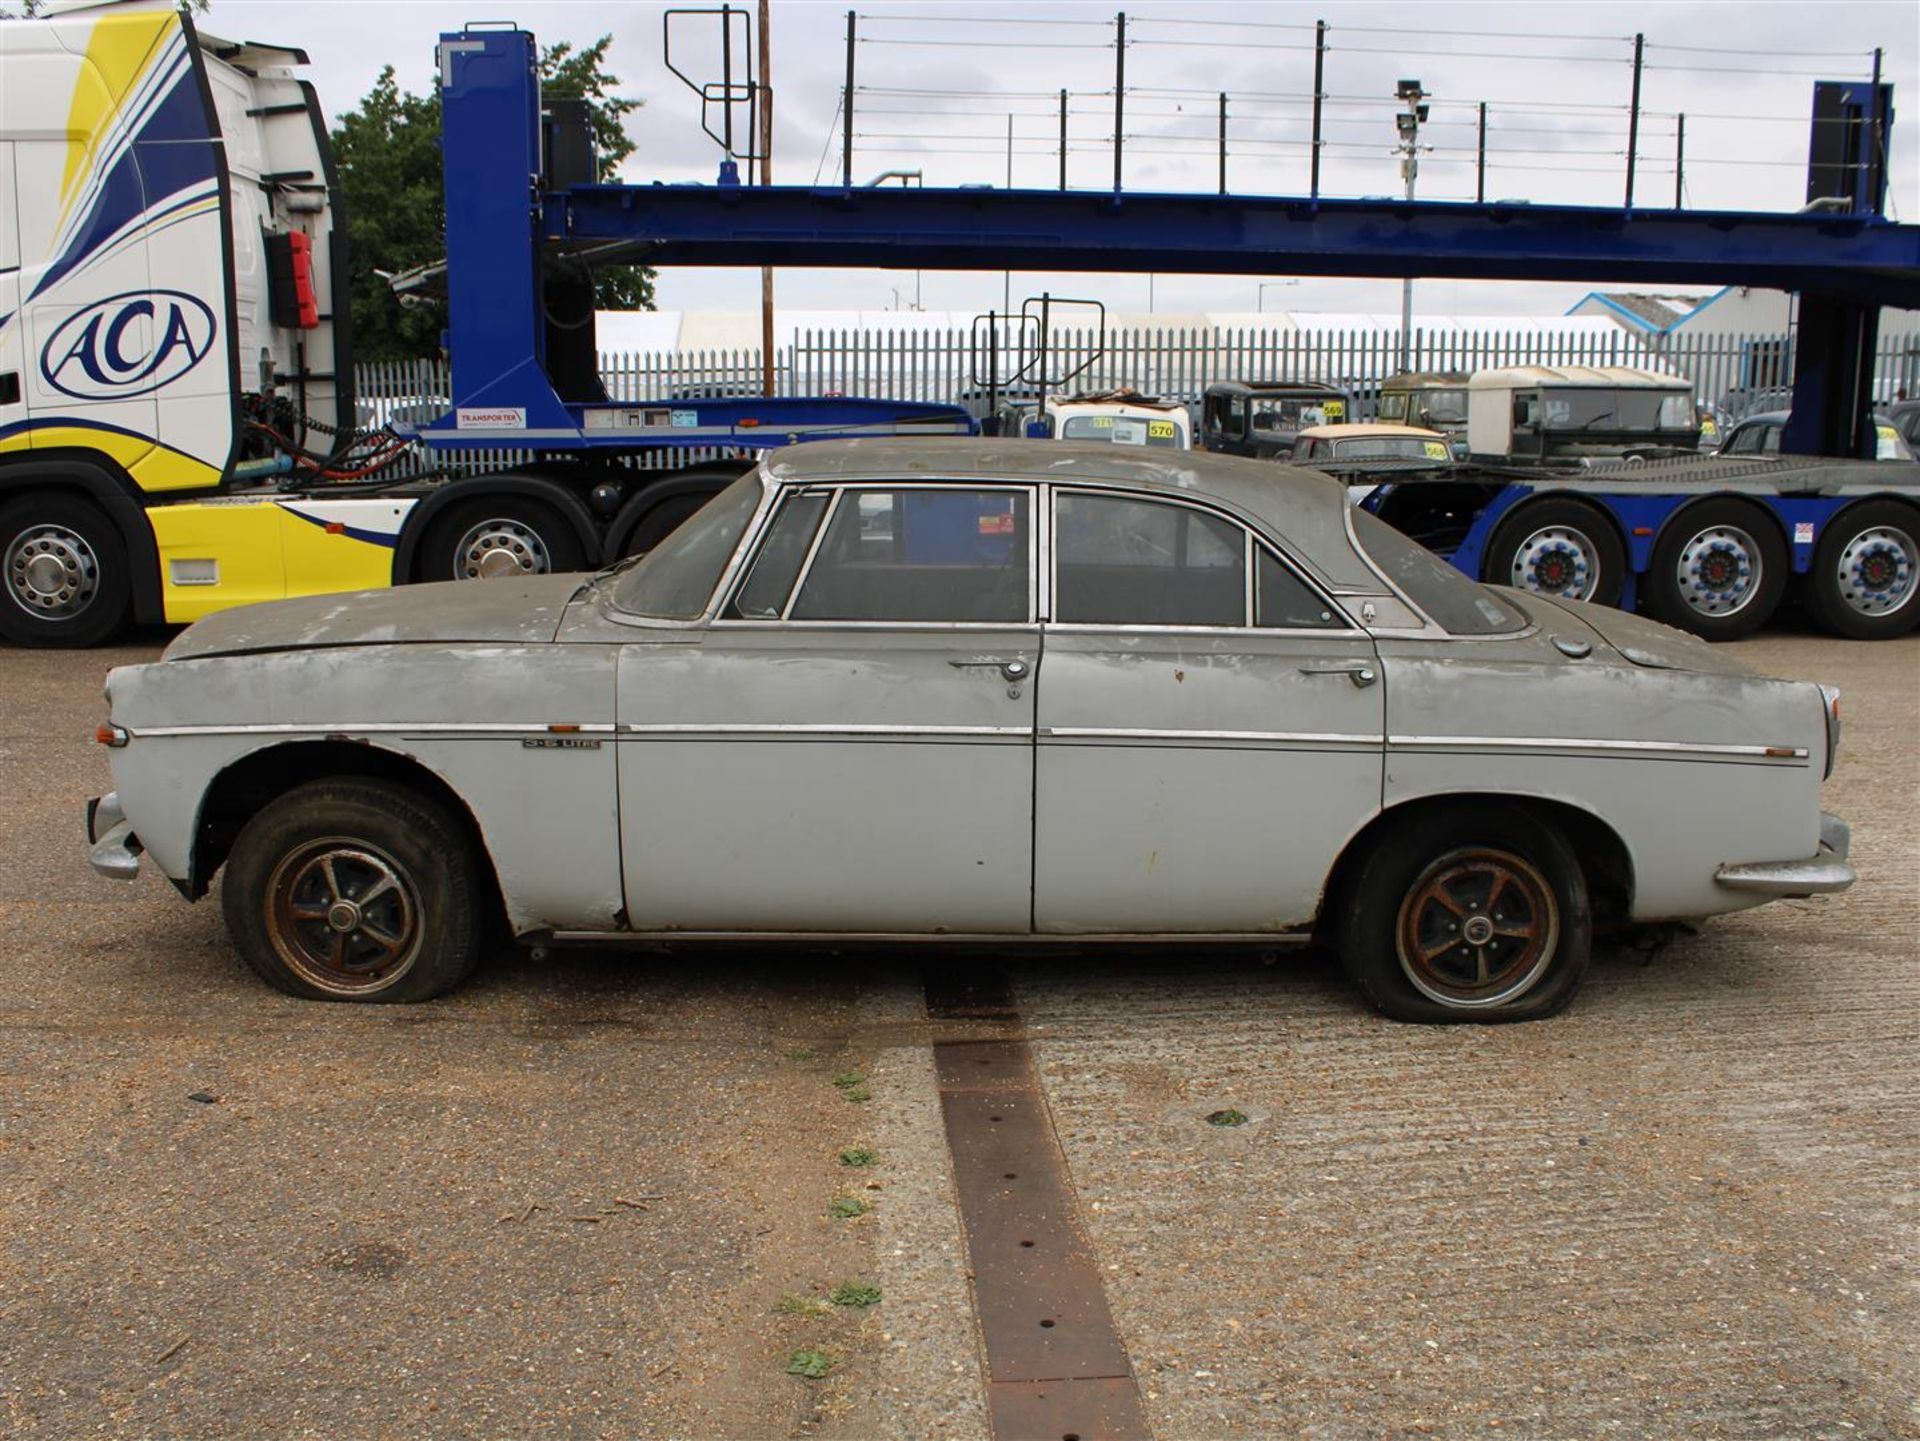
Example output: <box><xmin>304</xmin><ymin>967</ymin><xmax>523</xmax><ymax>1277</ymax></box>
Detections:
<box><xmin>617</xmin><ymin>482</ymin><xmax>1039</xmax><ymax>933</ymax></box>
<box><xmin>1033</xmin><ymin>488</ymin><xmax>1384</xmax><ymax>934</ymax></box>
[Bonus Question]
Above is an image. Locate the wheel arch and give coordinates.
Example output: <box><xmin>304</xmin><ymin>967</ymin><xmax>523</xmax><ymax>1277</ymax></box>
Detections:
<box><xmin>392</xmin><ymin>474</ymin><xmax>601</xmax><ymax>583</ymax></box>
<box><xmin>1319</xmin><ymin>791</ymin><xmax>1635</xmax><ymax>938</ymax></box>
<box><xmin>0</xmin><ymin>453</ymin><xmax>166</xmax><ymax>624</ymax></box>
<box><xmin>188</xmin><ymin>741</ymin><xmax>509</xmax><ymax>931</ymax></box>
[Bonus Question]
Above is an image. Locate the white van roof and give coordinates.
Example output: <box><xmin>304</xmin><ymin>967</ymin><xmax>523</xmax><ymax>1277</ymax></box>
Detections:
<box><xmin>1467</xmin><ymin>365</ymin><xmax>1690</xmax><ymax>391</ymax></box>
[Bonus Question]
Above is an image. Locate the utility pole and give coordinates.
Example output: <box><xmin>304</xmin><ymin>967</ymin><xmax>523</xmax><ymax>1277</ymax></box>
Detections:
<box><xmin>1393</xmin><ymin>78</ymin><xmax>1428</xmax><ymax>373</ymax></box>
<box><xmin>758</xmin><ymin>0</ymin><xmax>774</xmax><ymax>397</ymax></box>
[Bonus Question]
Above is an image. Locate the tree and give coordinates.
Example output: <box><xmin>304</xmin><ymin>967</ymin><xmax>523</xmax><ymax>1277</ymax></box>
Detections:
<box><xmin>330</xmin><ymin>36</ymin><xmax>654</xmax><ymax>362</ymax></box>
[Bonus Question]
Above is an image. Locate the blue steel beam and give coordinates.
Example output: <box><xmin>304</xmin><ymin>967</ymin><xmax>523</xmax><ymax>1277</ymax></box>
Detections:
<box><xmin>550</xmin><ymin>185</ymin><xmax>1920</xmax><ymax>307</ymax></box>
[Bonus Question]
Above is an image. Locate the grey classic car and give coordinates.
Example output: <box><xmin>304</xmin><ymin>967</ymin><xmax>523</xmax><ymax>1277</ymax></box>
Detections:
<box><xmin>86</xmin><ymin>440</ymin><xmax>1854</xmax><ymax>1023</ymax></box>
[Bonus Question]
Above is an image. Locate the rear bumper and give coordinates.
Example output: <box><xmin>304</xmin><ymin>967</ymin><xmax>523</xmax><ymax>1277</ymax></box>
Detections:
<box><xmin>85</xmin><ymin>792</ymin><xmax>142</xmax><ymax>881</ymax></box>
<box><xmin>1714</xmin><ymin>812</ymin><xmax>1855</xmax><ymax>897</ymax></box>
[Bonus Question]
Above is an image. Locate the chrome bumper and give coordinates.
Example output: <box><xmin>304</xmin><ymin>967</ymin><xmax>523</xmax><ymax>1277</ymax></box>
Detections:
<box><xmin>85</xmin><ymin>792</ymin><xmax>142</xmax><ymax>881</ymax></box>
<box><xmin>1715</xmin><ymin>812</ymin><xmax>1855</xmax><ymax>897</ymax></box>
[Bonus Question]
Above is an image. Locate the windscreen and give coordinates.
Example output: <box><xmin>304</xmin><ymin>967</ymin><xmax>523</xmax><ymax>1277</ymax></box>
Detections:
<box><xmin>1060</xmin><ymin>414</ymin><xmax>1185</xmax><ymax>448</ymax></box>
<box><xmin>1541</xmin><ymin>387</ymin><xmax>1696</xmax><ymax>433</ymax></box>
<box><xmin>1332</xmin><ymin>436</ymin><xmax>1452</xmax><ymax>461</ymax></box>
<box><xmin>614</xmin><ymin>473</ymin><xmax>764</xmax><ymax>618</ymax></box>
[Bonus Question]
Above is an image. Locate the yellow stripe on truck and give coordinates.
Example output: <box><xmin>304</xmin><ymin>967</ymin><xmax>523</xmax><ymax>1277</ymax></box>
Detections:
<box><xmin>148</xmin><ymin>501</ymin><xmax>399</xmax><ymax>624</ymax></box>
<box><xmin>60</xmin><ymin>8</ymin><xmax>179</xmax><ymax>218</ymax></box>
<box><xmin>0</xmin><ymin>424</ymin><xmax>220</xmax><ymax>493</ymax></box>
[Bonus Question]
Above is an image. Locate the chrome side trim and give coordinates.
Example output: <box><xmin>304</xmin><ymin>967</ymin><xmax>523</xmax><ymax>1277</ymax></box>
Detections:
<box><xmin>543</xmin><ymin>929</ymin><xmax>1318</xmax><ymax>945</ymax></box>
<box><xmin>1388</xmin><ymin>733</ymin><xmax>1809</xmax><ymax>760</ymax></box>
<box><xmin>621</xmin><ymin>723</ymin><xmax>1029</xmax><ymax>739</ymax></box>
<box><xmin>130</xmin><ymin>722</ymin><xmax>621</xmax><ymax>738</ymax></box>
<box><xmin>1043</xmin><ymin>726</ymin><xmax>1382</xmax><ymax>747</ymax></box>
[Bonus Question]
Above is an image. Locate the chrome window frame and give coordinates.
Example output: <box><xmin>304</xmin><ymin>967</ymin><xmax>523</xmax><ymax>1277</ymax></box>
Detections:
<box><xmin>1045</xmin><ymin>484</ymin><xmax>1361</xmax><ymax>637</ymax></box>
<box><xmin>720</xmin><ymin>485</ymin><xmax>834</xmax><ymax>622</ymax></box>
<box><xmin>600</xmin><ymin>468</ymin><xmax>780</xmax><ymax>631</ymax></box>
<box><xmin>713</xmin><ymin>479</ymin><xmax>1041</xmax><ymax>630</ymax></box>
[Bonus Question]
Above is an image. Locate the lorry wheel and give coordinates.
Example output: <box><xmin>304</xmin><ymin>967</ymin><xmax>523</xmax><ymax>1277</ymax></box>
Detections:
<box><xmin>1803</xmin><ymin>499</ymin><xmax>1920</xmax><ymax>640</ymax></box>
<box><xmin>1338</xmin><ymin>804</ymin><xmax>1591</xmax><ymax>1024</ymax></box>
<box><xmin>1484</xmin><ymin>498</ymin><xmax>1626</xmax><ymax>607</ymax></box>
<box><xmin>619</xmin><ymin>493</ymin><xmax>712</xmax><ymax>558</ymax></box>
<box><xmin>421</xmin><ymin>498</ymin><xmax>585</xmax><ymax>580</ymax></box>
<box><xmin>222</xmin><ymin>777</ymin><xmax>483</xmax><ymax>1002</ymax></box>
<box><xmin>0</xmin><ymin>493</ymin><xmax>131</xmax><ymax>648</ymax></box>
<box><xmin>1645</xmin><ymin>498</ymin><xmax>1788</xmax><ymax>641</ymax></box>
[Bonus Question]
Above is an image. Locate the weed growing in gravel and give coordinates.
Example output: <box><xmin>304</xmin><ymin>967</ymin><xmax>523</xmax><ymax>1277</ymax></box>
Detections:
<box><xmin>775</xmin><ymin>1294</ymin><xmax>832</xmax><ymax>1316</ymax></box>
<box><xmin>829</xmin><ymin>1283</ymin><xmax>882</xmax><ymax>1308</ymax></box>
<box><xmin>832</xmin><ymin>1070</ymin><xmax>864</xmax><ymax>1090</ymax></box>
<box><xmin>786</xmin><ymin>1349</ymin><xmax>834</xmax><ymax>1379</ymax></box>
<box><xmin>1206</xmin><ymin>1108</ymin><xmax>1250</xmax><ymax>1127</ymax></box>
<box><xmin>838</xmin><ymin>1146</ymin><xmax>878</xmax><ymax>1168</ymax></box>
<box><xmin>828</xmin><ymin>1194</ymin><xmax>872</xmax><ymax>1220</ymax></box>
<box><xmin>785</xmin><ymin>1047</ymin><xmax>818</xmax><ymax>1062</ymax></box>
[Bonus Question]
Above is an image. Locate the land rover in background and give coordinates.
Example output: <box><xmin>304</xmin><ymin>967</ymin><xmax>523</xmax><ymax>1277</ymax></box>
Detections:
<box><xmin>1201</xmin><ymin>380</ymin><xmax>1353</xmax><ymax>458</ymax></box>
<box><xmin>1466</xmin><ymin>366</ymin><xmax>1700</xmax><ymax>463</ymax></box>
<box><xmin>1376</xmin><ymin>372</ymin><xmax>1471</xmax><ymax>447</ymax></box>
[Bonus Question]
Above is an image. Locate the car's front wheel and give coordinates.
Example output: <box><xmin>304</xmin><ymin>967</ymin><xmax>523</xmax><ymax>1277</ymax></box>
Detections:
<box><xmin>221</xmin><ymin>778</ymin><xmax>484</xmax><ymax>1002</ymax></box>
<box><xmin>1338</xmin><ymin>805</ymin><xmax>1591</xmax><ymax>1023</ymax></box>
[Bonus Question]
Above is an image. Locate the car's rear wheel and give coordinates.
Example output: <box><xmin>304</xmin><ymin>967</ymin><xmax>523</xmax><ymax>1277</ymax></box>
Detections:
<box><xmin>222</xmin><ymin>778</ymin><xmax>483</xmax><ymax>1002</ymax></box>
<box><xmin>1803</xmin><ymin>499</ymin><xmax>1920</xmax><ymax>640</ymax></box>
<box><xmin>1484</xmin><ymin>497</ymin><xmax>1626</xmax><ymax>607</ymax></box>
<box><xmin>1645</xmin><ymin>498</ymin><xmax>1789</xmax><ymax>641</ymax></box>
<box><xmin>1338</xmin><ymin>805</ymin><xmax>1591</xmax><ymax>1024</ymax></box>
<box><xmin>0</xmin><ymin>493</ymin><xmax>131</xmax><ymax>647</ymax></box>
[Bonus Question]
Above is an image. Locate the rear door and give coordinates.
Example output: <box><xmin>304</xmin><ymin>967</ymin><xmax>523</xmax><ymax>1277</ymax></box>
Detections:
<box><xmin>1033</xmin><ymin>488</ymin><xmax>1384</xmax><ymax>934</ymax></box>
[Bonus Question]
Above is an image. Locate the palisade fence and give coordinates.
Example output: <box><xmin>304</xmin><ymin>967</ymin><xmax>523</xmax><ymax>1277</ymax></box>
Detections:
<box><xmin>354</xmin><ymin>325</ymin><xmax>1920</xmax><ymax>477</ymax></box>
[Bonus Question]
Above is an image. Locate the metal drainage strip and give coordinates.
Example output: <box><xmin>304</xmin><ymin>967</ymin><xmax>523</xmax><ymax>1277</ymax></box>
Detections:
<box><xmin>925</xmin><ymin>971</ymin><xmax>1151</xmax><ymax>1441</ymax></box>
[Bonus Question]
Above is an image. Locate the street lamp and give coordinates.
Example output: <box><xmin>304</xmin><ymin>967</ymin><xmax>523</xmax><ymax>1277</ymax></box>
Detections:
<box><xmin>1394</xmin><ymin>79</ymin><xmax>1429</xmax><ymax>371</ymax></box>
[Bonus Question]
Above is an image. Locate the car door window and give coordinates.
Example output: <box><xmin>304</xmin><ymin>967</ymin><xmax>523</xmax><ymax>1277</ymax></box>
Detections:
<box><xmin>789</xmin><ymin>487</ymin><xmax>1030</xmax><ymax>623</ymax></box>
<box><xmin>1054</xmin><ymin>492</ymin><xmax>1247</xmax><ymax>626</ymax></box>
<box><xmin>727</xmin><ymin>490</ymin><xmax>830</xmax><ymax>618</ymax></box>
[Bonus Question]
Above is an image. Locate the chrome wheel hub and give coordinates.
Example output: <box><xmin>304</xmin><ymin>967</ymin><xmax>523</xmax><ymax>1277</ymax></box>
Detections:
<box><xmin>1836</xmin><ymin>526</ymin><xmax>1916</xmax><ymax>617</ymax></box>
<box><xmin>5</xmin><ymin>524</ymin><xmax>101</xmax><ymax>619</ymax></box>
<box><xmin>1674</xmin><ymin>524</ymin><xmax>1762</xmax><ymax>616</ymax></box>
<box><xmin>453</xmin><ymin>519</ymin><xmax>549</xmax><ymax>579</ymax></box>
<box><xmin>267</xmin><ymin>840</ymin><xmax>421</xmax><ymax>996</ymax></box>
<box><xmin>1510</xmin><ymin>525</ymin><xmax>1599</xmax><ymax>600</ymax></box>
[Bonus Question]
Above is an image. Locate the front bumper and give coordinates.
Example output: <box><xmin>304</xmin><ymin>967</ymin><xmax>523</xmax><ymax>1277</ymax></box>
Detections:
<box><xmin>85</xmin><ymin>792</ymin><xmax>142</xmax><ymax>881</ymax></box>
<box><xmin>1714</xmin><ymin>812</ymin><xmax>1855</xmax><ymax>897</ymax></box>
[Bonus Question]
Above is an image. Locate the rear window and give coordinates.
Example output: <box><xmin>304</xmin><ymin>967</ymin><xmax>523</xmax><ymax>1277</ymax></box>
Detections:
<box><xmin>1349</xmin><ymin>508</ymin><xmax>1526</xmax><ymax>635</ymax></box>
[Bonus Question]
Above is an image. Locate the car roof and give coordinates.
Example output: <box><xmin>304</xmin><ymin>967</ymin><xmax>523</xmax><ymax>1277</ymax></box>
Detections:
<box><xmin>1467</xmin><ymin>365</ymin><xmax>1689</xmax><ymax>390</ymax></box>
<box><xmin>1204</xmin><ymin>379</ymin><xmax>1350</xmax><ymax>397</ymax></box>
<box><xmin>762</xmin><ymin>438</ymin><xmax>1385</xmax><ymax>592</ymax></box>
<box><xmin>1298</xmin><ymin>423</ymin><xmax>1445</xmax><ymax>440</ymax></box>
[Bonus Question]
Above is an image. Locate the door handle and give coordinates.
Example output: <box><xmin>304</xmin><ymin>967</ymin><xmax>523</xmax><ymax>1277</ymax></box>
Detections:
<box><xmin>1299</xmin><ymin>661</ymin><xmax>1378</xmax><ymax>688</ymax></box>
<box><xmin>950</xmin><ymin>657</ymin><xmax>1030</xmax><ymax>681</ymax></box>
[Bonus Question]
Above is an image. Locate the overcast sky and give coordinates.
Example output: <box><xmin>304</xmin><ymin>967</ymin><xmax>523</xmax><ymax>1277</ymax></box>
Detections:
<box><xmin>205</xmin><ymin>0</ymin><xmax>1920</xmax><ymax>319</ymax></box>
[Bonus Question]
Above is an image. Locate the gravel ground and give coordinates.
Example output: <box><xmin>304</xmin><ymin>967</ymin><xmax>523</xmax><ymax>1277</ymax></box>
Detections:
<box><xmin>1</xmin><ymin>625</ymin><xmax>1914</xmax><ymax>1438</ymax></box>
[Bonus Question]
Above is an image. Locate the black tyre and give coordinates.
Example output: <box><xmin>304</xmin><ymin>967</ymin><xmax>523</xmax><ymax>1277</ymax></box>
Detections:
<box><xmin>1338</xmin><ymin>805</ymin><xmax>1591</xmax><ymax>1024</ymax></box>
<box><xmin>420</xmin><ymin>497</ymin><xmax>586</xmax><ymax>581</ymax></box>
<box><xmin>221</xmin><ymin>778</ymin><xmax>484</xmax><ymax>1002</ymax></box>
<box><xmin>0</xmin><ymin>493</ymin><xmax>131</xmax><ymax>647</ymax></box>
<box><xmin>1803</xmin><ymin>499</ymin><xmax>1920</xmax><ymax>640</ymax></box>
<box><xmin>1645</xmin><ymin>497</ymin><xmax>1789</xmax><ymax>641</ymax></box>
<box><xmin>1483</xmin><ymin>497</ymin><xmax>1627</xmax><ymax>608</ymax></box>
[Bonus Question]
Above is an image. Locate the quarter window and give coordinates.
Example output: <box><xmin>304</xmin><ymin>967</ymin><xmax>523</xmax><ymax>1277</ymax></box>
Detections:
<box><xmin>1256</xmin><ymin>550</ymin><xmax>1340</xmax><ymax>628</ymax></box>
<box><xmin>788</xmin><ymin>487</ymin><xmax>1030</xmax><ymax>623</ymax></box>
<box><xmin>728</xmin><ymin>490</ymin><xmax>829</xmax><ymax>618</ymax></box>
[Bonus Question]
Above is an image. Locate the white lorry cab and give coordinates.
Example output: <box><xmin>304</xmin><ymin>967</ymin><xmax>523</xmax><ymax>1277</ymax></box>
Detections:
<box><xmin>1</xmin><ymin>0</ymin><xmax>361</xmax><ymax>644</ymax></box>
<box><xmin>1466</xmin><ymin>365</ymin><xmax>1700</xmax><ymax>464</ymax></box>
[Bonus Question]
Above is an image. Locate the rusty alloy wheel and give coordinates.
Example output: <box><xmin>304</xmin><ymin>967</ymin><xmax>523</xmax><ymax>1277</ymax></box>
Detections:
<box><xmin>265</xmin><ymin>837</ymin><xmax>423</xmax><ymax>997</ymax></box>
<box><xmin>1394</xmin><ymin>846</ymin><xmax>1560</xmax><ymax>1009</ymax></box>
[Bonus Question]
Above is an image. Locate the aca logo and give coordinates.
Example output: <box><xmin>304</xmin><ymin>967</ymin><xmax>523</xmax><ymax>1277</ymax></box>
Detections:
<box><xmin>39</xmin><ymin>290</ymin><xmax>217</xmax><ymax>400</ymax></box>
